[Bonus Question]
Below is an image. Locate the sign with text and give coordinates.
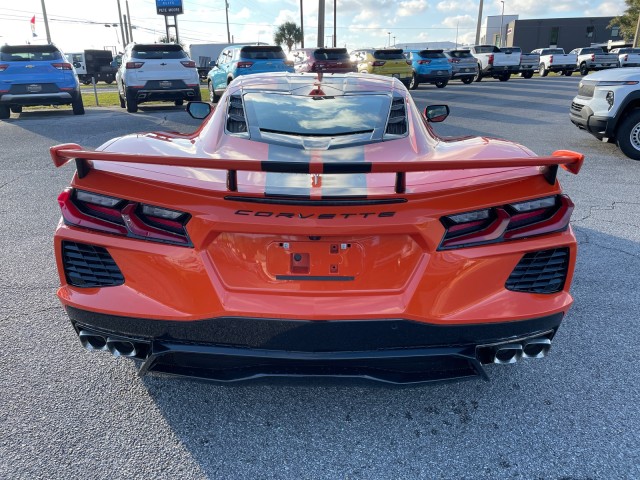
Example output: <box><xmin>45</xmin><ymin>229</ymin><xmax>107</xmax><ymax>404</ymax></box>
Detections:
<box><xmin>156</xmin><ymin>0</ymin><xmax>183</xmax><ymax>15</ymax></box>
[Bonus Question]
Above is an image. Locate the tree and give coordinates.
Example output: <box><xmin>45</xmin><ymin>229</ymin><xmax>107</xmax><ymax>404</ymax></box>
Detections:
<box><xmin>274</xmin><ymin>22</ymin><xmax>303</xmax><ymax>52</ymax></box>
<box><xmin>157</xmin><ymin>35</ymin><xmax>185</xmax><ymax>48</ymax></box>
<box><xmin>609</xmin><ymin>0</ymin><xmax>640</xmax><ymax>43</ymax></box>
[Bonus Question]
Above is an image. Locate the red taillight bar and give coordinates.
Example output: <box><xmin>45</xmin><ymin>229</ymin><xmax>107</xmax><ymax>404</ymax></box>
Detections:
<box><xmin>488</xmin><ymin>54</ymin><xmax>494</xmax><ymax>65</ymax></box>
<box><xmin>126</xmin><ymin>62</ymin><xmax>144</xmax><ymax>69</ymax></box>
<box><xmin>237</xmin><ymin>61</ymin><xmax>253</xmax><ymax>68</ymax></box>
<box><xmin>52</xmin><ymin>63</ymin><xmax>73</xmax><ymax>70</ymax></box>
<box><xmin>371</xmin><ymin>61</ymin><xmax>385</xmax><ymax>66</ymax></box>
<box><xmin>181</xmin><ymin>60</ymin><xmax>196</xmax><ymax>68</ymax></box>
<box><xmin>0</xmin><ymin>64</ymin><xmax>9</xmax><ymax>71</ymax></box>
<box><xmin>50</xmin><ymin>144</ymin><xmax>584</xmax><ymax>192</ymax></box>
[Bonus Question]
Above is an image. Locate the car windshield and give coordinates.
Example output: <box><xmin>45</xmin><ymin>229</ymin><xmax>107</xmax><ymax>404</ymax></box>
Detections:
<box><xmin>240</xmin><ymin>47</ymin><xmax>286</xmax><ymax>60</ymax></box>
<box><xmin>313</xmin><ymin>48</ymin><xmax>349</xmax><ymax>61</ymax></box>
<box><xmin>0</xmin><ymin>45</ymin><xmax>62</xmax><ymax>61</ymax></box>
<box><xmin>373</xmin><ymin>50</ymin><xmax>405</xmax><ymax>60</ymax></box>
<box><xmin>131</xmin><ymin>45</ymin><xmax>186</xmax><ymax>59</ymax></box>
<box><xmin>244</xmin><ymin>93</ymin><xmax>391</xmax><ymax>136</ymax></box>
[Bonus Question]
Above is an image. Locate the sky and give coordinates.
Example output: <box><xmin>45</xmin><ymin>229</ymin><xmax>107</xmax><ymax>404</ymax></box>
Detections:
<box><xmin>0</xmin><ymin>0</ymin><xmax>628</xmax><ymax>54</ymax></box>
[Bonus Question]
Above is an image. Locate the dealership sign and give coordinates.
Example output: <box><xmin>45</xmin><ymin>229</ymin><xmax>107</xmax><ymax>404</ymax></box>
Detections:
<box><xmin>156</xmin><ymin>0</ymin><xmax>183</xmax><ymax>15</ymax></box>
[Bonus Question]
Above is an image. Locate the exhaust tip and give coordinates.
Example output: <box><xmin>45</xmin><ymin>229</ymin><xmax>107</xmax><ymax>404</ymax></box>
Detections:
<box><xmin>78</xmin><ymin>330</ymin><xmax>107</xmax><ymax>352</ymax></box>
<box><xmin>493</xmin><ymin>344</ymin><xmax>523</xmax><ymax>364</ymax></box>
<box><xmin>106</xmin><ymin>338</ymin><xmax>138</xmax><ymax>358</ymax></box>
<box><xmin>523</xmin><ymin>338</ymin><xmax>551</xmax><ymax>359</ymax></box>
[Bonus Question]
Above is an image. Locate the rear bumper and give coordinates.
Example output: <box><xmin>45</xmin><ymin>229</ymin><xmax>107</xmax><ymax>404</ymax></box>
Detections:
<box><xmin>130</xmin><ymin>86</ymin><xmax>199</xmax><ymax>103</ymax></box>
<box><xmin>0</xmin><ymin>91</ymin><xmax>74</xmax><ymax>106</ymax></box>
<box><xmin>415</xmin><ymin>72</ymin><xmax>451</xmax><ymax>83</ymax></box>
<box><xmin>67</xmin><ymin>306</ymin><xmax>564</xmax><ymax>384</ymax></box>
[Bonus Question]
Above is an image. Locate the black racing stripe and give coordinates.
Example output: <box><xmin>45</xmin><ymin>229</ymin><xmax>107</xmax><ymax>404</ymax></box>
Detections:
<box><xmin>265</xmin><ymin>144</ymin><xmax>312</xmax><ymax>197</ymax></box>
<box><xmin>262</xmin><ymin>161</ymin><xmax>310</xmax><ymax>173</ymax></box>
<box><xmin>224</xmin><ymin>196</ymin><xmax>406</xmax><ymax>206</ymax></box>
<box><xmin>323</xmin><ymin>163</ymin><xmax>372</xmax><ymax>173</ymax></box>
<box><xmin>275</xmin><ymin>275</ymin><xmax>355</xmax><ymax>281</ymax></box>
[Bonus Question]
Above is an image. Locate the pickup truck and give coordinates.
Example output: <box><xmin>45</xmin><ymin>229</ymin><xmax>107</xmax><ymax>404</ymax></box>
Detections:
<box><xmin>469</xmin><ymin>45</ymin><xmax>520</xmax><ymax>82</ymax></box>
<box><xmin>570</xmin><ymin>47</ymin><xmax>618</xmax><ymax>75</ymax></box>
<box><xmin>531</xmin><ymin>48</ymin><xmax>576</xmax><ymax>77</ymax></box>
<box><xmin>610</xmin><ymin>47</ymin><xmax>640</xmax><ymax>68</ymax></box>
<box><xmin>501</xmin><ymin>47</ymin><xmax>538</xmax><ymax>79</ymax></box>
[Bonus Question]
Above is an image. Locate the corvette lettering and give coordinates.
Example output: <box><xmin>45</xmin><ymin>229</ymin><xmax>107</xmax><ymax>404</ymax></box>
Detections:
<box><xmin>235</xmin><ymin>210</ymin><xmax>396</xmax><ymax>219</ymax></box>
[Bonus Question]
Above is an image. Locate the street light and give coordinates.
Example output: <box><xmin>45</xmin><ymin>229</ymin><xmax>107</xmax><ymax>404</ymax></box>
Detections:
<box><xmin>387</xmin><ymin>31</ymin><xmax>391</xmax><ymax>47</ymax></box>
<box><xmin>499</xmin><ymin>1</ymin><xmax>505</xmax><ymax>47</ymax></box>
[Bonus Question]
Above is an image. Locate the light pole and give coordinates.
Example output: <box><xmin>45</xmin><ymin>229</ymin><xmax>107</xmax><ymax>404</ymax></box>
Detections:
<box><xmin>499</xmin><ymin>1</ymin><xmax>505</xmax><ymax>47</ymax></box>
<box><xmin>393</xmin><ymin>35</ymin><xmax>396</xmax><ymax>46</ymax></box>
<box><xmin>387</xmin><ymin>31</ymin><xmax>391</xmax><ymax>47</ymax></box>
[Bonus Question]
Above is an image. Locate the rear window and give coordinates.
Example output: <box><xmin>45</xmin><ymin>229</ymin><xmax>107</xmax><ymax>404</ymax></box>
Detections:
<box><xmin>500</xmin><ymin>47</ymin><xmax>521</xmax><ymax>53</ymax></box>
<box><xmin>417</xmin><ymin>50</ymin><xmax>445</xmax><ymax>59</ymax></box>
<box><xmin>240</xmin><ymin>46</ymin><xmax>286</xmax><ymax>60</ymax></box>
<box><xmin>474</xmin><ymin>45</ymin><xmax>499</xmax><ymax>53</ymax></box>
<box><xmin>581</xmin><ymin>48</ymin><xmax>603</xmax><ymax>54</ymax></box>
<box><xmin>313</xmin><ymin>48</ymin><xmax>349</xmax><ymax>61</ymax></box>
<box><xmin>373</xmin><ymin>49</ymin><xmax>405</xmax><ymax>60</ymax></box>
<box><xmin>131</xmin><ymin>44</ymin><xmax>187</xmax><ymax>59</ymax></box>
<box><xmin>543</xmin><ymin>49</ymin><xmax>565</xmax><ymax>55</ymax></box>
<box><xmin>447</xmin><ymin>50</ymin><xmax>473</xmax><ymax>59</ymax></box>
<box><xmin>244</xmin><ymin>93</ymin><xmax>391</xmax><ymax>136</ymax></box>
<box><xmin>622</xmin><ymin>48</ymin><xmax>640</xmax><ymax>54</ymax></box>
<box><xmin>0</xmin><ymin>45</ymin><xmax>62</xmax><ymax>61</ymax></box>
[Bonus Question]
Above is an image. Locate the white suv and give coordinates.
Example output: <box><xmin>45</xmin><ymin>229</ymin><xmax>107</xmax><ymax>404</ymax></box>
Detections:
<box><xmin>570</xmin><ymin>68</ymin><xmax>640</xmax><ymax>160</ymax></box>
<box><xmin>116</xmin><ymin>43</ymin><xmax>201</xmax><ymax>113</ymax></box>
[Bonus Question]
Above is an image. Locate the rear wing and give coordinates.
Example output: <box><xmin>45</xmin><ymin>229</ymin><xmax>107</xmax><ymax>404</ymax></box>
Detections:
<box><xmin>51</xmin><ymin>143</ymin><xmax>584</xmax><ymax>193</ymax></box>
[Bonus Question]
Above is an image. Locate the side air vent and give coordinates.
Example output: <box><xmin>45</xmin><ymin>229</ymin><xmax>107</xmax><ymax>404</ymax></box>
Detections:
<box><xmin>226</xmin><ymin>94</ymin><xmax>248</xmax><ymax>134</ymax></box>
<box><xmin>385</xmin><ymin>97</ymin><xmax>407</xmax><ymax>136</ymax></box>
<box><xmin>62</xmin><ymin>241</ymin><xmax>124</xmax><ymax>288</ymax></box>
<box><xmin>505</xmin><ymin>248</ymin><xmax>570</xmax><ymax>294</ymax></box>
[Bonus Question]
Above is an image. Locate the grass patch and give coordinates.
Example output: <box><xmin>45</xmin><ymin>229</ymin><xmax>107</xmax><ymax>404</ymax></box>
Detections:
<box><xmin>81</xmin><ymin>88</ymin><xmax>208</xmax><ymax>107</ymax></box>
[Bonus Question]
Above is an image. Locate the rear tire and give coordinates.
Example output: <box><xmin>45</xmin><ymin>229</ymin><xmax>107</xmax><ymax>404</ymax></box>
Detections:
<box><xmin>119</xmin><ymin>93</ymin><xmax>126</xmax><ymax>108</ymax></box>
<box><xmin>0</xmin><ymin>105</ymin><xmax>10</xmax><ymax>119</ymax></box>
<box><xmin>174</xmin><ymin>99</ymin><xmax>184</xmax><ymax>106</ymax></box>
<box><xmin>539</xmin><ymin>63</ymin><xmax>548</xmax><ymax>77</ymax></box>
<box><xmin>579</xmin><ymin>63</ymin><xmax>589</xmax><ymax>75</ymax></box>
<box><xmin>72</xmin><ymin>95</ymin><xmax>85</xmax><ymax>115</ymax></box>
<box><xmin>565</xmin><ymin>69</ymin><xmax>573</xmax><ymax>77</ymax></box>
<box><xmin>125</xmin><ymin>89</ymin><xmax>138</xmax><ymax>113</ymax></box>
<box><xmin>498</xmin><ymin>72</ymin><xmax>510</xmax><ymax>82</ymax></box>
<box><xmin>10</xmin><ymin>106</ymin><xmax>23</xmax><ymax>113</ymax></box>
<box><xmin>616</xmin><ymin>109</ymin><xmax>640</xmax><ymax>160</ymax></box>
<box><xmin>208</xmin><ymin>81</ymin><xmax>219</xmax><ymax>103</ymax></box>
<box><xmin>461</xmin><ymin>76</ymin><xmax>474</xmax><ymax>84</ymax></box>
<box><xmin>435</xmin><ymin>79</ymin><xmax>448</xmax><ymax>88</ymax></box>
<box><xmin>409</xmin><ymin>73</ymin><xmax>419</xmax><ymax>90</ymax></box>
<box><xmin>474</xmin><ymin>67</ymin><xmax>483</xmax><ymax>82</ymax></box>
<box><xmin>522</xmin><ymin>71</ymin><xmax>533</xmax><ymax>79</ymax></box>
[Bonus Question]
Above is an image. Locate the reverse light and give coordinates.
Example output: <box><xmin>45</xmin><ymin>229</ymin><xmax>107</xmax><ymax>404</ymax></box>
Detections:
<box><xmin>126</xmin><ymin>61</ymin><xmax>144</xmax><ymax>69</ymax></box>
<box><xmin>180</xmin><ymin>60</ymin><xmax>196</xmax><ymax>68</ymax></box>
<box><xmin>439</xmin><ymin>195</ymin><xmax>573</xmax><ymax>250</ymax></box>
<box><xmin>52</xmin><ymin>63</ymin><xmax>73</xmax><ymax>70</ymax></box>
<box><xmin>58</xmin><ymin>188</ymin><xmax>191</xmax><ymax>246</ymax></box>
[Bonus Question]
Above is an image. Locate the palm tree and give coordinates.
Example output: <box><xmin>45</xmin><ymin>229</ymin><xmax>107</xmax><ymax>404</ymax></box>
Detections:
<box><xmin>274</xmin><ymin>22</ymin><xmax>303</xmax><ymax>52</ymax></box>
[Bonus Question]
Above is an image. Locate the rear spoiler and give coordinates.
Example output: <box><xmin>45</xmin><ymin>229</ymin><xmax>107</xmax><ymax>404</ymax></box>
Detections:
<box><xmin>50</xmin><ymin>143</ymin><xmax>584</xmax><ymax>193</ymax></box>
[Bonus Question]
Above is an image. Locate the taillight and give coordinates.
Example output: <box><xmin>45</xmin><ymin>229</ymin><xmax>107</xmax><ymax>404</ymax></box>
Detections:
<box><xmin>591</xmin><ymin>54</ymin><xmax>595</xmax><ymax>61</ymax></box>
<box><xmin>624</xmin><ymin>54</ymin><xmax>629</xmax><ymax>61</ymax></box>
<box><xmin>549</xmin><ymin>55</ymin><xmax>553</xmax><ymax>64</ymax></box>
<box><xmin>417</xmin><ymin>60</ymin><xmax>431</xmax><ymax>65</ymax></box>
<box><xmin>0</xmin><ymin>64</ymin><xmax>8</xmax><ymax>71</ymax></box>
<box><xmin>125</xmin><ymin>62</ymin><xmax>144</xmax><ymax>69</ymax></box>
<box><xmin>488</xmin><ymin>54</ymin><xmax>494</xmax><ymax>65</ymax></box>
<box><xmin>237</xmin><ymin>61</ymin><xmax>253</xmax><ymax>68</ymax></box>
<box><xmin>58</xmin><ymin>188</ymin><xmax>191</xmax><ymax>246</ymax></box>
<box><xmin>180</xmin><ymin>60</ymin><xmax>196</xmax><ymax>68</ymax></box>
<box><xmin>371</xmin><ymin>60</ymin><xmax>385</xmax><ymax>67</ymax></box>
<box><xmin>439</xmin><ymin>195</ymin><xmax>573</xmax><ymax>250</ymax></box>
<box><xmin>313</xmin><ymin>62</ymin><xmax>327</xmax><ymax>70</ymax></box>
<box><xmin>284</xmin><ymin>60</ymin><xmax>294</xmax><ymax>67</ymax></box>
<box><xmin>52</xmin><ymin>63</ymin><xmax>73</xmax><ymax>70</ymax></box>
<box><xmin>406</xmin><ymin>60</ymin><xmax>412</xmax><ymax>65</ymax></box>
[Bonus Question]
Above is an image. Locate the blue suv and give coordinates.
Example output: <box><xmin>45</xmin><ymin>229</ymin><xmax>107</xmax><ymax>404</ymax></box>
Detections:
<box><xmin>0</xmin><ymin>44</ymin><xmax>83</xmax><ymax>119</ymax></box>
<box><xmin>206</xmin><ymin>45</ymin><xmax>294</xmax><ymax>102</ymax></box>
<box><xmin>404</xmin><ymin>49</ymin><xmax>452</xmax><ymax>90</ymax></box>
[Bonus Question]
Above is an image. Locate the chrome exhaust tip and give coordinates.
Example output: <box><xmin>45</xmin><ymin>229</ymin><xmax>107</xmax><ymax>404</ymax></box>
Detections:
<box><xmin>523</xmin><ymin>338</ymin><xmax>552</xmax><ymax>359</ymax></box>
<box><xmin>78</xmin><ymin>330</ymin><xmax>108</xmax><ymax>352</ymax></box>
<box><xmin>493</xmin><ymin>344</ymin><xmax>523</xmax><ymax>364</ymax></box>
<box><xmin>106</xmin><ymin>338</ymin><xmax>137</xmax><ymax>358</ymax></box>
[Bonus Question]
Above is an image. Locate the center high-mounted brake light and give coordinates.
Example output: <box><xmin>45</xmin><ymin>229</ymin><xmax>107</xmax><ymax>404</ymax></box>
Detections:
<box><xmin>58</xmin><ymin>188</ymin><xmax>191</xmax><ymax>246</ymax></box>
<box><xmin>126</xmin><ymin>62</ymin><xmax>145</xmax><ymax>69</ymax></box>
<box><xmin>439</xmin><ymin>195</ymin><xmax>574</xmax><ymax>250</ymax></box>
<box><xmin>52</xmin><ymin>63</ymin><xmax>73</xmax><ymax>70</ymax></box>
<box><xmin>180</xmin><ymin>60</ymin><xmax>196</xmax><ymax>68</ymax></box>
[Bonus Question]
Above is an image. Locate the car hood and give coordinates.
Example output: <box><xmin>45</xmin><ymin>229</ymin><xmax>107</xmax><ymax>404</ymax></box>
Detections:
<box><xmin>581</xmin><ymin>68</ymin><xmax>640</xmax><ymax>82</ymax></box>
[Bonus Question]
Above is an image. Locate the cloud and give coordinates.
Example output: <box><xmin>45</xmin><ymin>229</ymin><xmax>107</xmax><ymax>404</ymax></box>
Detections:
<box><xmin>397</xmin><ymin>0</ymin><xmax>428</xmax><ymax>17</ymax></box>
<box><xmin>442</xmin><ymin>14</ymin><xmax>476</xmax><ymax>29</ymax></box>
<box><xmin>437</xmin><ymin>0</ymin><xmax>477</xmax><ymax>13</ymax></box>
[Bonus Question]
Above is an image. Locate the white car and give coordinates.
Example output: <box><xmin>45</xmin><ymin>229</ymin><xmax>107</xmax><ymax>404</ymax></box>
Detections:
<box><xmin>569</xmin><ymin>68</ymin><xmax>640</xmax><ymax>159</ymax></box>
<box><xmin>116</xmin><ymin>43</ymin><xmax>201</xmax><ymax>113</ymax></box>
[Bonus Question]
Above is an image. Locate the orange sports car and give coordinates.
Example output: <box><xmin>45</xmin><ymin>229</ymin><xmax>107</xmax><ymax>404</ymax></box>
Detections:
<box><xmin>51</xmin><ymin>73</ymin><xmax>583</xmax><ymax>384</ymax></box>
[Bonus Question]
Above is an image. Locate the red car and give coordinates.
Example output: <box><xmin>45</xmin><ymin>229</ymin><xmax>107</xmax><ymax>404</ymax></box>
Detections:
<box><xmin>51</xmin><ymin>73</ymin><xmax>583</xmax><ymax>384</ymax></box>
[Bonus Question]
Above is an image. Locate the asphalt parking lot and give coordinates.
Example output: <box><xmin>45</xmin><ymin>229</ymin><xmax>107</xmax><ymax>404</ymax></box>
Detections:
<box><xmin>1</xmin><ymin>76</ymin><xmax>639</xmax><ymax>479</ymax></box>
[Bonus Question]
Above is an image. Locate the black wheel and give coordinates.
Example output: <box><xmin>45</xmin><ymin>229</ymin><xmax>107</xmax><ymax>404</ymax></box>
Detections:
<box><xmin>72</xmin><ymin>95</ymin><xmax>85</xmax><ymax>115</ymax></box>
<box><xmin>409</xmin><ymin>73</ymin><xmax>419</xmax><ymax>90</ymax></box>
<box><xmin>125</xmin><ymin>89</ymin><xmax>138</xmax><ymax>113</ymax></box>
<box><xmin>82</xmin><ymin>79</ymin><xmax>91</xmax><ymax>85</ymax></box>
<box><xmin>208</xmin><ymin>81</ymin><xmax>219</xmax><ymax>103</ymax></box>
<box><xmin>522</xmin><ymin>71</ymin><xmax>533</xmax><ymax>79</ymax></box>
<box><xmin>539</xmin><ymin>63</ymin><xmax>548</xmax><ymax>77</ymax></box>
<box><xmin>579</xmin><ymin>63</ymin><xmax>589</xmax><ymax>75</ymax></box>
<box><xmin>119</xmin><ymin>93</ymin><xmax>126</xmax><ymax>108</ymax></box>
<box><xmin>435</xmin><ymin>79</ymin><xmax>448</xmax><ymax>88</ymax></box>
<box><xmin>474</xmin><ymin>66</ymin><xmax>483</xmax><ymax>82</ymax></box>
<box><xmin>565</xmin><ymin>69</ymin><xmax>573</xmax><ymax>77</ymax></box>
<box><xmin>498</xmin><ymin>72</ymin><xmax>510</xmax><ymax>82</ymax></box>
<box><xmin>104</xmin><ymin>77</ymin><xmax>114</xmax><ymax>85</ymax></box>
<box><xmin>193</xmin><ymin>89</ymin><xmax>202</xmax><ymax>102</ymax></box>
<box><xmin>174</xmin><ymin>99</ymin><xmax>184</xmax><ymax>106</ymax></box>
<box><xmin>10</xmin><ymin>106</ymin><xmax>22</xmax><ymax>113</ymax></box>
<box><xmin>0</xmin><ymin>105</ymin><xmax>10</xmax><ymax>119</ymax></box>
<box><xmin>616</xmin><ymin>109</ymin><xmax>640</xmax><ymax>160</ymax></box>
<box><xmin>461</xmin><ymin>76</ymin><xmax>473</xmax><ymax>84</ymax></box>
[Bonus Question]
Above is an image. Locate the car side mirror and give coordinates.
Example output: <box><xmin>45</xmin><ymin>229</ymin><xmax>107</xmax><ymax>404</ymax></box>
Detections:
<box><xmin>187</xmin><ymin>101</ymin><xmax>213</xmax><ymax>119</ymax></box>
<box><xmin>424</xmin><ymin>105</ymin><xmax>449</xmax><ymax>123</ymax></box>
